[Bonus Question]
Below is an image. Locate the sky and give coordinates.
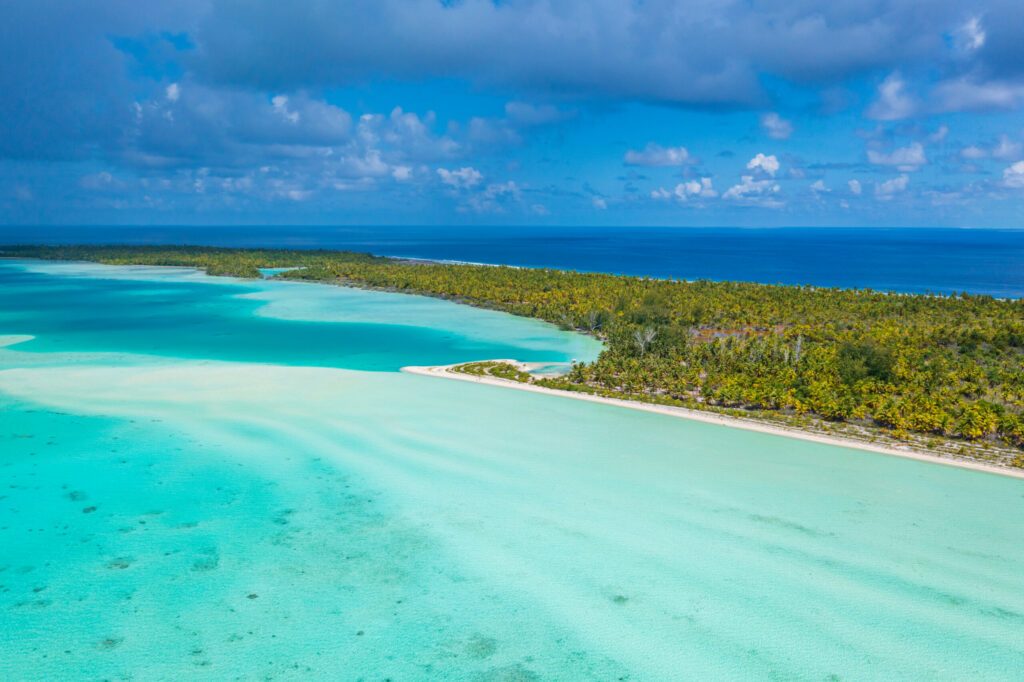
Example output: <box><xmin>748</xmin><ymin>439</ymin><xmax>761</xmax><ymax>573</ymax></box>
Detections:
<box><xmin>2</xmin><ymin>1</ymin><xmax>1024</xmax><ymax>228</ymax></box>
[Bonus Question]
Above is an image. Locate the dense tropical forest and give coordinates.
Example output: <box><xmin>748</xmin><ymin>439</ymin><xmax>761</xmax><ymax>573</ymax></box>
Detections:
<box><xmin>5</xmin><ymin>244</ymin><xmax>1024</xmax><ymax>454</ymax></box>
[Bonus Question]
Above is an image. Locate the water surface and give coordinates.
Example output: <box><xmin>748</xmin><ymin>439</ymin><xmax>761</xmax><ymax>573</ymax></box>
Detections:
<box><xmin>1</xmin><ymin>259</ymin><xmax>1022</xmax><ymax>680</ymax></box>
<box><xmin>5</xmin><ymin>225</ymin><xmax>1024</xmax><ymax>296</ymax></box>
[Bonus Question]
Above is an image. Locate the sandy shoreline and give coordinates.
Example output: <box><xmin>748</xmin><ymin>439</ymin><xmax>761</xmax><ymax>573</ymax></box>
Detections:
<box><xmin>402</xmin><ymin>361</ymin><xmax>1024</xmax><ymax>480</ymax></box>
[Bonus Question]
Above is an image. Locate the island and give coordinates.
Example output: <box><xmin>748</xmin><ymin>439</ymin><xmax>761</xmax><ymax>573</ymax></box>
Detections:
<box><xmin>4</xmin><ymin>244</ymin><xmax>1022</xmax><ymax>472</ymax></box>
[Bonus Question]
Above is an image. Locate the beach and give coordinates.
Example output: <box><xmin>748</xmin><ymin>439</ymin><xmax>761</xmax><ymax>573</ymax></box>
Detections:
<box><xmin>404</xmin><ymin>361</ymin><xmax>1024</xmax><ymax>480</ymax></box>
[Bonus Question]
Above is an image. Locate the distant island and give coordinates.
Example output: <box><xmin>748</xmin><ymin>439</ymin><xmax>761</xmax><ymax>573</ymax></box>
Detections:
<box><xmin>5</xmin><ymin>244</ymin><xmax>1023</xmax><ymax>470</ymax></box>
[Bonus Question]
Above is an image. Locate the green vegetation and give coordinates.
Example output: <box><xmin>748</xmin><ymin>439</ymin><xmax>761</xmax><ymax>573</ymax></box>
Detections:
<box><xmin>6</xmin><ymin>244</ymin><xmax>1024</xmax><ymax>455</ymax></box>
<box><xmin>452</xmin><ymin>361</ymin><xmax>533</xmax><ymax>382</ymax></box>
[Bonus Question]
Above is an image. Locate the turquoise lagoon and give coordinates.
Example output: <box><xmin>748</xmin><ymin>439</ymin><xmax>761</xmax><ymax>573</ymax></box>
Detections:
<box><xmin>1</xmin><ymin>259</ymin><xmax>1022</xmax><ymax>680</ymax></box>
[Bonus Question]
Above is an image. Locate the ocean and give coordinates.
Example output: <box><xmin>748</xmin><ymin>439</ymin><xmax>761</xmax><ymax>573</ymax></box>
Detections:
<box><xmin>1</xmin><ymin>258</ymin><xmax>1022</xmax><ymax>679</ymax></box>
<box><xmin>3</xmin><ymin>225</ymin><xmax>1024</xmax><ymax>297</ymax></box>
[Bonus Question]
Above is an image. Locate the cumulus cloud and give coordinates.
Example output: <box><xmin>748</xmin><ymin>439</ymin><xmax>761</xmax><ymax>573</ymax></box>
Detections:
<box><xmin>866</xmin><ymin>72</ymin><xmax>917</xmax><ymax>120</ymax></box>
<box><xmin>651</xmin><ymin>178</ymin><xmax>717</xmax><ymax>202</ymax></box>
<box><xmin>271</xmin><ymin>95</ymin><xmax>300</xmax><ymax>124</ymax></box>
<box><xmin>875</xmin><ymin>174</ymin><xmax>909</xmax><ymax>198</ymax></box>
<box><xmin>867</xmin><ymin>142</ymin><xmax>926</xmax><ymax>171</ymax></box>
<box><xmin>931</xmin><ymin>78</ymin><xmax>1024</xmax><ymax>114</ymax></box>
<box><xmin>848</xmin><ymin>179</ymin><xmax>862</xmax><ymax>195</ymax></box>
<box><xmin>437</xmin><ymin>166</ymin><xmax>483</xmax><ymax>189</ymax></box>
<box><xmin>624</xmin><ymin>144</ymin><xmax>689</xmax><ymax>167</ymax></box>
<box><xmin>592</xmin><ymin>197</ymin><xmax>608</xmax><ymax>210</ymax></box>
<box><xmin>960</xmin><ymin>136</ymin><xmax>1022</xmax><ymax>161</ymax></box>
<box><xmin>463</xmin><ymin>180</ymin><xmax>522</xmax><ymax>213</ymax></box>
<box><xmin>378</xmin><ymin>107</ymin><xmax>461</xmax><ymax>160</ymax></box>
<box><xmin>195</xmin><ymin>1</ymin><xmax>1024</xmax><ymax>114</ymax></box>
<box><xmin>723</xmin><ymin>175</ymin><xmax>781</xmax><ymax>203</ymax></box>
<box><xmin>114</xmin><ymin>90</ymin><xmax>455</xmax><ymax>200</ymax></box>
<box><xmin>7</xmin><ymin>0</ymin><xmax>1024</xmax><ymax>222</ymax></box>
<box><xmin>952</xmin><ymin>16</ymin><xmax>986</xmax><ymax>54</ymax></box>
<box><xmin>960</xmin><ymin>145</ymin><xmax>987</xmax><ymax>160</ymax></box>
<box><xmin>681</xmin><ymin>178</ymin><xmax>716</xmax><ymax>199</ymax></box>
<box><xmin>5</xmin><ymin>1</ymin><xmax>1024</xmax><ymax>168</ymax></box>
<box><xmin>125</xmin><ymin>84</ymin><xmax>356</xmax><ymax>168</ymax></box>
<box><xmin>760</xmin><ymin>113</ymin><xmax>793</xmax><ymax>140</ymax></box>
<box><xmin>810</xmin><ymin>179</ymin><xmax>830</xmax><ymax>193</ymax></box>
<box><xmin>993</xmin><ymin>136</ymin><xmax>1023</xmax><ymax>160</ymax></box>
<box><xmin>194</xmin><ymin>1</ymin><xmax>963</xmax><ymax>109</ymax></box>
<box><xmin>746</xmin><ymin>153</ymin><xmax>780</xmax><ymax>176</ymax></box>
<box><xmin>1003</xmin><ymin>161</ymin><xmax>1024</xmax><ymax>188</ymax></box>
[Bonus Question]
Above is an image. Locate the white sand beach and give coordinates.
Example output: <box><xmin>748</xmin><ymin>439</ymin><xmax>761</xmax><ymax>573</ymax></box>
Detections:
<box><xmin>403</xmin><ymin>361</ymin><xmax>1024</xmax><ymax>480</ymax></box>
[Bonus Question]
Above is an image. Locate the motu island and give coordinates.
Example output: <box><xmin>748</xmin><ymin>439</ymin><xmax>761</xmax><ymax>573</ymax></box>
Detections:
<box><xmin>8</xmin><ymin>244</ymin><xmax>1022</xmax><ymax>472</ymax></box>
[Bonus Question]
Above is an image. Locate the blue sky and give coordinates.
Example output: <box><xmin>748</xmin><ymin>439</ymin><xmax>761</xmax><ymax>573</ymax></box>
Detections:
<box><xmin>3</xmin><ymin>1</ymin><xmax>1024</xmax><ymax>227</ymax></box>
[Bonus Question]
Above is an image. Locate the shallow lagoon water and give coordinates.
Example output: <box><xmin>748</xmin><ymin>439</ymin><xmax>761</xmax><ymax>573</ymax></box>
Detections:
<box><xmin>1</xmin><ymin>260</ymin><xmax>1023</xmax><ymax>680</ymax></box>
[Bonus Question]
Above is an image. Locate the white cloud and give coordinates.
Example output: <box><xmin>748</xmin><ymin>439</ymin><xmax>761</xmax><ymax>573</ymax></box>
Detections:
<box><xmin>624</xmin><ymin>143</ymin><xmax>689</xmax><ymax>166</ymax></box>
<box><xmin>723</xmin><ymin>175</ymin><xmax>781</xmax><ymax>203</ymax></box>
<box><xmin>676</xmin><ymin>180</ymin><xmax>701</xmax><ymax>198</ymax></box>
<box><xmin>960</xmin><ymin>145</ymin><xmax>987</xmax><ymax>160</ymax></box>
<box><xmin>192</xmin><ymin>1</ymin><xmax>1015</xmax><ymax>114</ymax></box>
<box><xmin>165</xmin><ymin>83</ymin><xmax>180</xmax><ymax>102</ymax></box>
<box><xmin>331</xmin><ymin>178</ymin><xmax>377</xmax><ymax>192</ymax></box>
<box><xmin>391</xmin><ymin>165</ymin><xmax>412</xmax><ymax>181</ymax></box>
<box><xmin>867</xmin><ymin>142</ymin><xmax>926</xmax><ymax>171</ymax></box>
<box><xmin>848</xmin><ymin>179</ymin><xmax>862</xmax><ymax>195</ymax></box>
<box><xmin>875</xmin><ymin>174</ymin><xmax>909</xmax><ymax>199</ymax></box>
<box><xmin>338</xmin><ymin>149</ymin><xmax>390</xmax><ymax>178</ymax></box>
<box><xmin>931</xmin><ymin>78</ymin><xmax>1024</xmax><ymax>114</ymax></box>
<box><xmin>958</xmin><ymin>136</ymin><xmax>1022</xmax><ymax>162</ymax></box>
<box><xmin>363</xmin><ymin>107</ymin><xmax>459</xmax><ymax>161</ymax></box>
<box><xmin>953</xmin><ymin>16</ymin><xmax>986</xmax><ymax>53</ymax></box>
<box><xmin>760</xmin><ymin>113</ymin><xmax>792</xmax><ymax>140</ymax></box>
<box><xmin>437</xmin><ymin>166</ymin><xmax>483</xmax><ymax>189</ymax></box>
<box><xmin>271</xmin><ymin>95</ymin><xmax>300</xmax><ymax>124</ymax></box>
<box><xmin>993</xmin><ymin>136</ymin><xmax>1022</xmax><ymax>160</ymax></box>
<box><xmin>592</xmin><ymin>197</ymin><xmax>607</xmax><ymax>210</ymax></box>
<box><xmin>867</xmin><ymin>72</ymin><xmax>916</xmax><ymax>121</ymax></box>
<box><xmin>684</xmin><ymin>178</ymin><xmax>716</xmax><ymax>198</ymax></box>
<box><xmin>1003</xmin><ymin>161</ymin><xmax>1024</xmax><ymax>189</ymax></box>
<box><xmin>463</xmin><ymin>180</ymin><xmax>522</xmax><ymax>213</ymax></box>
<box><xmin>651</xmin><ymin>178</ymin><xmax>716</xmax><ymax>202</ymax></box>
<box><xmin>746</xmin><ymin>153</ymin><xmax>780</xmax><ymax>176</ymax></box>
<box><xmin>810</xmin><ymin>180</ymin><xmax>830</xmax><ymax>193</ymax></box>
<box><xmin>928</xmin><ymin>125</ymin><xmax>949</xmax><ymax>143</ymax></box>
<box><xmin>265</xmin><ymin>176</ymin><xmax>315</xmax><ymax>200</ymax></box>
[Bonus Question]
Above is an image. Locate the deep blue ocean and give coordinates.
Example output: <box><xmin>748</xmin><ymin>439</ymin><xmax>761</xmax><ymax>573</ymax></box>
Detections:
<box><xmin>3</xmin><ymin>225</ymin><xmax>1023</xmax><ymax>297</ymax></box>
